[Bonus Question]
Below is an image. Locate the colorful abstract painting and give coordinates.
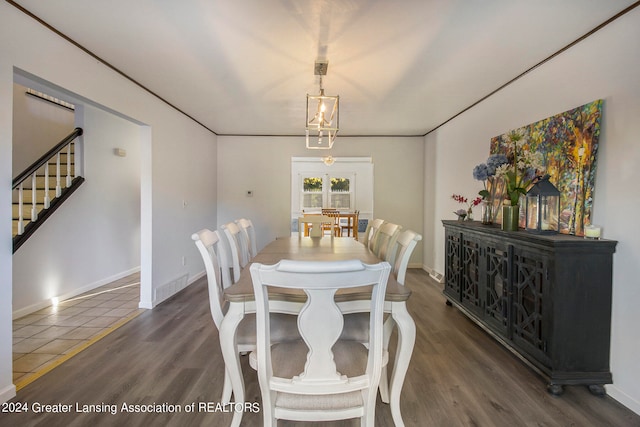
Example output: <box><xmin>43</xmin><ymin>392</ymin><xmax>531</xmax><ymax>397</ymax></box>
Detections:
<box><xmin>490</xmin><ymin>100</ymin><xmax>603</xmax><ymax>236</ymax></box>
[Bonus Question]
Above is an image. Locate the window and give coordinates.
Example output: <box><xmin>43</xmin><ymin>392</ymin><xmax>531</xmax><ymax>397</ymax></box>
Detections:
<box><xmin>292</xmin><ymin>157</ymin><xmax>373</xmax><ymax>225</ymax></box>
<box><xmin>300</xmin><ymin>174</ymin><xmax>353</xmax><ymax>211</ymax></box>
<box><xmin>329</xmin><ymin>177</ymin><xmax>351</xmax><ymax>210</ymax></box>
<box><xmin>302</xmin><ymin>177</ymin><xmax>323</xmax><ymax>209</ymax></box>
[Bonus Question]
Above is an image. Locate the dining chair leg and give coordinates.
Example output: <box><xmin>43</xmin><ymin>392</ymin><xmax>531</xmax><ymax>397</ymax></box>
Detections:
<box><xmin>389</xmin><ymin>302</ymin><xmax>416</xmax><ymax>427</ymax></box>
<box><xmin>363</xmin><ymin>391</ymin><xmax>377</xmax><ymax>427</ymax></box>
<box><xmin>378</xmin><ymin>316</ymin><xmax>395</xmax><ymax>403</ymax></box>
<box><xmin>221</xmin><ymin>369</ymin><xmax>233</xmax><ymax>404</ymax></box>
<box><xmin>219</xmin><ymin>306</ymin><xmax>248</xmax><ymax>427</ymax></box>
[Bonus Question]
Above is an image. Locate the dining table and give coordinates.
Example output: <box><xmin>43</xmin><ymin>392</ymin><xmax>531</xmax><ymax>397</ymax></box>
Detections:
<box><xmin>219</xmin><ymin>236</ymin><xmax>415</xmax><ymax>427</ymax></box>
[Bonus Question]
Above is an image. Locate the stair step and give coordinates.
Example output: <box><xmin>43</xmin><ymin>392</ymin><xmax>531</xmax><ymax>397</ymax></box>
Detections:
<box><xmin>42</xmin><ymin>164</ymin><xmax>75</xmax><ymax>175</ymax></box>
<box><xmin>12</xmin><ymin>188</ymin><xmax>50</xmax><ymax>203</ymax></box>
<box><xmin>13</xmin><ymin>183</ymin><xmax>75</xmax><ymax>202</ymax></box>
<box><xmin>12</xmin><ymin>203</ymin><xmax>44</xmax><ymax>219</ymax></box>
<box><xmin>32</xmin><ymin>176</ymin><xmax>68</xmax><ymax>187</ymax></box>
<box><xmin>16</xmin><ymin>175</ymin><xmax>74</xmax><ymax>187</ymax></box>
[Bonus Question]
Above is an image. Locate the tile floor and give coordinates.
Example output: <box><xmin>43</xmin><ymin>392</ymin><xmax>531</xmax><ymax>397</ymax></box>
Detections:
<box><xmin>12</xmin><ymin>273</ymin><xmax>142</xmax><ymax>387</ymax></box>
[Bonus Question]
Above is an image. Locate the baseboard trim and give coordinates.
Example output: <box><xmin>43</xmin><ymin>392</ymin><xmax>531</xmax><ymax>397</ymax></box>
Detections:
<box><xmin>12</xmin><ymin>266</ymin><xmax>141</xmax><ymax>319</ymax></box>
<box><xmin>0</xmin><ymin>383</ymin><xmax>17</xmax><ymax>404</ymax></box>
<box><xmin>607</xmin><ymin>385</ymin><xmax>640</xmax><ymax>416</ymax></box>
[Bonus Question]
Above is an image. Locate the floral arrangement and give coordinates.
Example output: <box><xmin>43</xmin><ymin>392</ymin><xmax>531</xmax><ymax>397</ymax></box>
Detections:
<box><xmin>494</xmin><ymin>129</ymin><xmax>544</xmax><ymax>206</ymax></box>
<box><xmin>452</xmin><ymin>194</ymin><xmax>482</xmax><ymax>219</ymax></box>
<box><xmin>473</xmin><ymin>153</ymin><xmax>509</xmax><ymax>200</ymax></box>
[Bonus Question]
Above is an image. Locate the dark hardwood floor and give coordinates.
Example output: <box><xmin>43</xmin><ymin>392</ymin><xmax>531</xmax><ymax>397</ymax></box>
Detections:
<box><xmin>1</xmin><ymin>269</ymin><xmax>639</xmax><ymax>427</ymax></box>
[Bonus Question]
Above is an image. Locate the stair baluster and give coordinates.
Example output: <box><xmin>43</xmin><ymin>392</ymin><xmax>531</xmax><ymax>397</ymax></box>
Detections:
<box><xmin>66</xmin><ymin>142</ymin><xmax>72</xmax><ymax>188</ymax></box>
<box><xmin>30</xmin><ymin>173</ymin><xmax>37</xmax><ymax>222</ymax></box>
<box><xmin>44</xmin><ymin>162</ymin><xmax>50</xmax><ymax>209</ymax></box>
<box><xmin>55</xmin><ymin>151</ymin><xmax>62</xmax><ymax>198</ymax></box>
<box><xmin>18</xmin><ymin>183</ymin><xmax>24</xmax><ymax>235</ymax></box>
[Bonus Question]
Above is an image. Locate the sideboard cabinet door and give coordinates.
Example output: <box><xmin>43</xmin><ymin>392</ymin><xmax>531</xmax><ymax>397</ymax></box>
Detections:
<box><xmin>510</xmin><ymin>246</ymin><xmax>552</xmax><ymax>367</ymax></box>
<box><xmin>482</xmin><ymin>240</ymin><xmax>510</xmax><ymax>338</ymax></box>
<box><xmin>460</xmin><ymin>233</ymin><xmax>483</xmax><ymax>317</ymax></box>
<box><xmin>444</xmin><ymin>228</ymin><xmax>462</xmax><ymax>303</ymax></box>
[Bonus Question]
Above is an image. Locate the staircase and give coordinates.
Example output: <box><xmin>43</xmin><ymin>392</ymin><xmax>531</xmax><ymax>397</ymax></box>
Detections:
<box><xmin>12</xmin><ymin>128</ymin><xmax>84</xmax><ymax>253</ymax></box>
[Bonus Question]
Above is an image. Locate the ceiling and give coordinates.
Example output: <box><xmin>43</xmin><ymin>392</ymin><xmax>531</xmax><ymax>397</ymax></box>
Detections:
<box><xmin>10</xmin><ymin>0</ymin><xmax>638</xmax><ymax>137</ymax></box>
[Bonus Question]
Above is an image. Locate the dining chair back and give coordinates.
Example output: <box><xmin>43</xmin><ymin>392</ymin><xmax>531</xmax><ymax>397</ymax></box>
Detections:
<box><xmin>250</xmin><ymin>259</ymin><xmax>390</xmax><ymax>427</ymax></box>
<box><xmin>323</xmin><ymin>210</ymin><xmax>342</xmax><ymax>237</ymax></box>
<box><xmin>236</xmin><ymin>218</ymin><xmax>258</xmax><ymax>259</ymax></box>
<box><xmin>391</xmin><ymin>229</ymin><xmax>423</xmax><ymax>285</ymax></box>
<box><xmin>362</xmin><ymin>218</ymin><xmax>385</xmax><ymax>250</ymax></box>
<box><xmin>300</xmin><ymin>214</ymin><xmax>334</xmax><ymax>237</ymax></box>
<box><xmin>340</xmin><ymin>210</ymin><xmax>359</xmax><ymax>238</ymax></box>
<box><xmin>371</xmin><ymin>222</ymin><xmax>402</xmax><ymax>262</ymax></box>
<box><xmin>191</xmin><ymin>229</ymin><xmax>227</xmax><ymax>328</ymax></box>
<box><xmin>221</xmin><ymin>221</ymin><xmax>249</xmax><ymax>283</ymax></box>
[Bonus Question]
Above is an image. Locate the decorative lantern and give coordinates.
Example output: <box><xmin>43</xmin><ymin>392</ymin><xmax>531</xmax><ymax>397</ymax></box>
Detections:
<box><xmin>525</xmin><ymin>175</ymin><xmax>560</xmax><ymax>234</ymax></box>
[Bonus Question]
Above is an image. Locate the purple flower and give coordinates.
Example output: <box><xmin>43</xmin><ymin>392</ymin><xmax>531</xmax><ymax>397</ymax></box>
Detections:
<box><xmin>473</xmin><ymin>163</ymin><xmax>489</xmax><ymax>181</ymax></box>
<box><xmin>486</xmin><ymin>154</ymin><xmax>509</xmax><ymax>176</ymax></box>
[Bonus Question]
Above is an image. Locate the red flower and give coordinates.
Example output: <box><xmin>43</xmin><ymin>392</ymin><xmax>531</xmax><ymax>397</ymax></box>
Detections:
<box><xmin>451</xmin><ymin>194</ymin><xmax>468</xmax><ymax>204</ymax></box>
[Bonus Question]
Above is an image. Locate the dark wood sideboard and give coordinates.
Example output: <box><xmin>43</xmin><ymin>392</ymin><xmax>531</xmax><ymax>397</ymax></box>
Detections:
<box><xmin>442</xmin><ymin>220</ymin><xmax>617</xmax><ymax>395</ymax></box>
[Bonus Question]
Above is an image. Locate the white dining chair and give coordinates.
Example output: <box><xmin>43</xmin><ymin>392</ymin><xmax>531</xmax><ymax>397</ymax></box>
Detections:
<box><xmin>249</xmin><ymin>259</ymin><xmax>391</xmax><ymax>427</ymax></box>
<box><xmin>299</xmin><ymin>214</ymin><xmax>334</xmax><ymax>238</ymax></box>
<box><xmin>391</xmin><ymin>229</ymin><xmax>423</xmax><ymax>285</ymax></box>
<box><xmin>341</xmin><ymin>227</ymin><xmax>419</xmax><ymax>404</ymax></box>
<box><xmin>221</xmin><ymin>221</ymin><xmax>250</xmax><ymax>283</ymax></box>
<box><xmin>371</xmin><ymin>222</ymin><xmax>402</xmax><ymax>262</ymax></box>
<box><xmin>236</xmin><ymin>218</ymin><xmax>258</xmax><ymax>259</ymax></box>
<box><xmin>362</xmin><ymin>218</ymin><xmax>385</xmax><ymax>250</ymax></box>
<box><xmin>192</xmin><ymin>229</ymin><xmax>299</xmax><ymax>404</ymax></box>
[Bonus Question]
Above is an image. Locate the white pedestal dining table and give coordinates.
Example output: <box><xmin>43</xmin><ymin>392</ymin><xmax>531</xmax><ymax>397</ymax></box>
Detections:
<box><xmin>219</xmin><ymin>236</ymin><xmax>416</xmax><ymax>427</ymax></box>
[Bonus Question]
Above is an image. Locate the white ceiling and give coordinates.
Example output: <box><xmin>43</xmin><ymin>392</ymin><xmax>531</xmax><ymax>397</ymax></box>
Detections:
<box><xmin>11</xmin><ymin>0</ymin><xmax>638</xmax><ymax>136</ymax></box>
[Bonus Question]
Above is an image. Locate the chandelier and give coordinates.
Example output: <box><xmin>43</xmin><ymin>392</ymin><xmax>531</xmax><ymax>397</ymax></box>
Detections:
<box><xmin>306</xmin><ymin>61</ymin><xmax>339</xmax><ymax>149</ymax></box>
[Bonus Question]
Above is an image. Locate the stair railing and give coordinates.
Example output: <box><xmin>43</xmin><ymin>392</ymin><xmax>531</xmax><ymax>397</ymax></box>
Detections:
<box><xmin>12</xmin><ymin>127</ymin><xmax>83</xmax><ymax>237</ymax></box>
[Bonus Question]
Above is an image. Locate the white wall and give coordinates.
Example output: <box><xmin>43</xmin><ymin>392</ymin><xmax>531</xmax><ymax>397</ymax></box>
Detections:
<box><xmin>217</xmin><ymin>136</ymin><xmax>424</xmax><ymax>263</ymax></box>
<box><xmin>0</xmin><ymin>2</ymin><xmax>217</xmax><ymax>401</ymax></box>
<box><xmin>0</xmin><ymin>44</ymin><xmax>16</xmax><ymax>405</ymax></box>
<box><xmin>12</xmin><ymin>103</ymin><xmax>141</xmax><ymax>315</ymax></box>
<box><xmin>423</xmin><ymin>8</ymin><xmax>640</xmax><ymax>414</ymax></box>
<box><xmin>12</xmin><ymin>83</ymin><xmax>75</xmax><ymax>175</ymax></box>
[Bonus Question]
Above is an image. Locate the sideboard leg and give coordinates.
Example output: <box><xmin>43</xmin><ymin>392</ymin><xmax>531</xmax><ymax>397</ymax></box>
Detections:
<box><xmin>547</xmin><ymin>383</ymin><xmax>564</xmax><ymax>396</ymax></box>
<box><xmin>445</xmin><ymin>300</ymin><xmax>452</xmax><ymax>306</ymax></box>
<box><xmin>588</xmin><ymin>384</ymin><xmax>606</xmax><ymax>396</ymax></box>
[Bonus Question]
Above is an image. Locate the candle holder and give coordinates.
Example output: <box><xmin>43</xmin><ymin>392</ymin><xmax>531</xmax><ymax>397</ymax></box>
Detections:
<box><xmin>525</xmin><ymin>175</ymin><xmax>560</xmax><ymax>234</ymax></box>
<box><xmin>584</xmin><ymin>224</ymin><xmax>602</xmax><ymax>240</ymax></box>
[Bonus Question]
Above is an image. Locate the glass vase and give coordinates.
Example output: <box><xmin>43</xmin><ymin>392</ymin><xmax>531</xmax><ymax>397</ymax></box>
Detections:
<box><xmin>481</xmin><ymin>200</ymin><xmax>492</xmax><ymax>225</ymax></box>
<box><xmin>502</xmin><ymin>205</ymin><xmax>520</xmax><ymax>231</ymax></box>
